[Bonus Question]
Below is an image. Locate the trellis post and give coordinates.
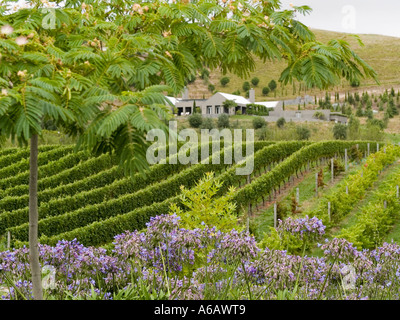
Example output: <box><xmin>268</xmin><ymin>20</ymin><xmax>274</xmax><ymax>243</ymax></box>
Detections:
<box><xmin>328</xmin><ymin>202</ymin><xmax>331</xmax><ymax>222</ymax></box>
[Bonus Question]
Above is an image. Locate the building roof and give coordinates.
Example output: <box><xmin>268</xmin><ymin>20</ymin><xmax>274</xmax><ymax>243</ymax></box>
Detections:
<box><xmin>165</xmin><ymin>96</ymin><xmax>180</xmax><ymax>106</ymax></box>
<box><xmin>254</xmin><ymin>101</ymin><xmax>280</xmax><ymax>108</ymax></box>
<box><xmin>215</xmin><ymin>92</ymin><xmax>251</xmax><ymax>105</ymax></box>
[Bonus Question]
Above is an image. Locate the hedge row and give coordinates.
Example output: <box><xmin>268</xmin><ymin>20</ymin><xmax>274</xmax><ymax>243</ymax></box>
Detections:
<box><xmin>0</xmin><ymin>166</ymin><xmax>123</xmax><ymax>212</ymax></box>
<box><xmin>2</xmin><ymin>153</ymin><xmax>115</xmax><ymax>198</ymax></box>
<box><xmin>0</xmin><ymin>145</ymin><xmax>74</xmax><ymax>180</ymax></box>
<box><xmin>11</xmin><ymin>142</ymin><xmax>303</xmax><ymax>246</ymax></box>
<box><xmin>231</xmin><ymin>141</ymin><xmax>379</xmax><ymax>211</ymax></box>
<box><xmin>0</xmin><ymin>141</ymin><xmax>272</xmax><ymax>214</ymax></box>
<box><xmin>0</xmin><ymin>150</ymin><xmax>92</xmax><ymax>191</ymax></box>
<box><xmin>17</xmin><ymin>196</ymin><xmax>179</xmax><ymax>247</ymax></box>
<box><xmin>308</xmin><ymin>144</ymin><xmax>400</xmax><ymax>228</ymax></box>
<box><xmin>215</xmin><ymin>141</ymin><xmax>310</xmax><ymax>196</ymax></box>
<box><xmin>0</xmin><ymin>145</ymin><xmax>58</xmax><ymax>170</ymax></box>
<box><xmin>8</xmin><ymin>162</ymin><xmax>229</xmax><ymax>241</ymax></box>
<box><xmin>337</xmin><ymin>161</ymin><xmax>400</xmax><ymax>249</ymax></box>
<box><xmin>6</xmin><ymin>142</ymin><xmax>276</xmax><ymax>241</ymax></box>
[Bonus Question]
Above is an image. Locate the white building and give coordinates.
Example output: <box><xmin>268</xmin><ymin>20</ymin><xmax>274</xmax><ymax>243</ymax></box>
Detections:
<box><xmin>166</xmin><ymin>87</ymin><xmax>279</xmax><ymax>116</ymax></box>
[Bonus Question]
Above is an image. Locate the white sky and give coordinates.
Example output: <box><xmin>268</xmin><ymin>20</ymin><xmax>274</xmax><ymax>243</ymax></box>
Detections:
<box><xmin>280</xmin><ymin>0</ymin><xmax>400</xmax><ymax>38</ymax></box>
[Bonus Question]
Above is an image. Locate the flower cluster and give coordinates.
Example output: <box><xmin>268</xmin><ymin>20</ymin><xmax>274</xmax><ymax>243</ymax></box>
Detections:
<box><xmin>277</xmin><ymin>216</ymin><xmax>326</xmax><ymax>242</ymax></box>
<box><xmin>1</xmin><ymin>215</ymin><xmax>400</xmax><ymax>300</ymax></box>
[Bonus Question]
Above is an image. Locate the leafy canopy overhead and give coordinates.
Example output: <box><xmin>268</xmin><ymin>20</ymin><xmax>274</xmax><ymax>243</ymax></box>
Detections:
<box><xmin>0</xmin><ymin>0</ymin><xmax>378</xmax><ymax>174</ymax></box>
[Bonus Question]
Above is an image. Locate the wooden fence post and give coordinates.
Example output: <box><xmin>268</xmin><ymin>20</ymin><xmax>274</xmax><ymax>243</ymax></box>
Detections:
<box><xmin>345</xmin><ymin>149</ymin><xmax>348</xmax><ymax>171</ymax></box>
<box><xmin>328</xmin><ymin>202</ymin><xmax>331</xmax><ymax>222</ymax></box>
<box><xmin>274</xmin><ymin>203</ymin><xmax>277</xmax><ymax>228</ymax></box>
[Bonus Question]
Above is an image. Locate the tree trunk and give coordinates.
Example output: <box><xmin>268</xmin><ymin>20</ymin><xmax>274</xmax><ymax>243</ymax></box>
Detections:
<box><xmin>29</xmin><ymin>134</ymin><xmax>43</xmax><ymax>300</ymax></box>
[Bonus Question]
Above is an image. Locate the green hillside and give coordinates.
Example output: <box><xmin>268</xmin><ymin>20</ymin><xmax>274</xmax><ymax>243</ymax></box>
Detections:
<box><xmin>187</xmin><ymin>29</ymin><xmax>400</xmax><ymax>101</ymax></box>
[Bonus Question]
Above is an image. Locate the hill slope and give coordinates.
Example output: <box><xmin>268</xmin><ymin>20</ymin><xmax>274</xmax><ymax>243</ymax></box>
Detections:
<box><xmin>186</xmin><ymin>29</ymin><xmax>400</xmax><ymax>101</ymax></box>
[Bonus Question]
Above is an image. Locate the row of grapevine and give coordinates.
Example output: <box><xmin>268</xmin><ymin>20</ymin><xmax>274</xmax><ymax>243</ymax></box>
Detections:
<box><xmin>231</xmin><ymin>141</ymin><xmax>378</xmax><ymax>212</ymax></box>
<box><xmin>0</xmin><ymin>146</ymin><xmax>74</xmax><ymax>180</ymax></box>
<box><xmin>0</xmin><ymin>141</ymin><xmax>274</xmax><ymax>214</ymax></box>
<box><xmin>336</xmin><ymin>160</ymin><xmax>400</xmax><ymax>249</ymax></box>
<box><xmin>10</xmin><ymin>141</ymin><xmax>306</xmax><ymax>246</ymax></box>
<box><xmin>306</xmin><ymin>145</ymin><xmax>400</xmax><ymax>227</ymax></box>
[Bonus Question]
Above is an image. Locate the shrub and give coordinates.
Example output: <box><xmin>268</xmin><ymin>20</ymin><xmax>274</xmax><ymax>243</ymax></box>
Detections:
<box><xmin>242</xmin><ymin>81</ymin><xmax>250</xmax><ymax>92</ymax></box>
<box><xmin>268</xmin><ymin>79</ymin><xmax>277</xmax><ymax>91</ymax></box>
<box><xmin>188</xmin><ymin>113</ymin><xmax>203</xmax><ymax>128</ymax></box>
<box><xmin>220</xmin><ymin>77</ymin><xmax>230</xmax><ymax>87</ymax></box>
<box><xmin>217</xmin><ymin>114</ymin><xmax>230</xmax><ymax>128</ymax></box>
<box><xmin>200</xmin><ymin>118</ymin><xmax>215</xmax><ymax>130</ymax></box>
<box><xmin>276</xmin><ymin>117</ymin><xmax>286</xmax><ymax>128</ymax></box>
<box><xmin>200</xmin><ymin>68</ymin><xmax>209</xmax><ymax>79</ymax></box>
<box><xmin>251</xmin><ymin>77</ymin><xmax>260</xmax><ymax>86</ymax></box>
<box><xmin>296</xmin><ymin>126</ymin><xmax>311</xmax><ymax>141</ymax></box>
<box><xmin>223</xmin><ymin>99</ymin><xmax>237</xmax><ymax>109</ymax></box>
<box><xmin>326</xmin><ymin>158</ymin><xmax>345</xmax><ymax>176</ymax></box>
<box><xmin>350</xmin><ymin>78</ymin><xmax>360</xmax><ymax>87</ymax></box>
<box><xmin>333</xmin><ymin>123</ymin><xmax>347</xmax><ymax>140</ymax></box>
<box><xmin>313</xmin><ymin>111</ymin><xmax>326</xmax><ymax>120</ymax></box>
<box><xmin>262</xmin><ymin>87</ymin><xmax>270</xmax><ymax>96</ymax></box>
<box><xmin>169</xmin><ymin>172</ymin><xmax>240</xmax><ymax>232</ymax></box>
<box><xmin>207</xmin><ymin>84</ymin><xmax>215</xmax><ymax>92</ymax></box>
<box><xmin>252</xmin><ymin>117</ymin><xmax>267</xmax><ymax>129</ymax></box>
<box><xmin>232</xmin><ymin>90</ymin><xmax>240</xmax><ymax>95</ymax></box>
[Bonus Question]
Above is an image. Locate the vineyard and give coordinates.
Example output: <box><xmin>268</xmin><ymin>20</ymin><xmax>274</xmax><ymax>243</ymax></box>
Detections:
<box><xmin>1</xmin><ymin>140</ymin><xmax>397</xmax><ymax>251</ymax></box>
<box><xmin>2</xmin><ymin>140</ymin><xmax>400</xmax><ymax>300</ymax></box>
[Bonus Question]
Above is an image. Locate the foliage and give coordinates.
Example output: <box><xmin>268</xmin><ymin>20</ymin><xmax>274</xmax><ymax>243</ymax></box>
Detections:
<box><xmin>199</xmin><ymin>118</ymin><xmax>215</xmax><ymax>130</ymax></box>
<box><xmin>232</xmin><ymin>141</ymin><xmax>376</xmax><ymax>213</ymax></box>
<box><xmin>326</xmin><ymin>158</ymin><xmax>345</xmax><ymax>177</ymax></box>
<box><xmin>252</xmin><ymin>117</ymin><xmax>267</xmax><ymax>129</ymax></box>
<box><xmin>188</xmin><ymin>113</ymin><xmax>203</xmax><ymax>128</ymax></box>
<box><xmin>262</xmin><ymin>87</ymin><xmax>270</xmax><ymax>96</ymax></box>
<box><xmin>169</xmin><ymin>173</ymin><xmax>240</xmax><ymax>232</ymax></box>
<box><xmin>276</xmin><ymin>117</ymin><xmax>286</xmax><ymax>128</ymax></box>
<box><xmin>333</xmin><ymin>123</ymin><xmax>347</xmax><ymax>140</ymax></box>
<box><xmin>304</xmin><ymin>145</ymin><xmax>400</xmax><ymax>227</ymax></box>
<box><xmin>242</xmin><ymin>81</ymin><xmax>251</xmax><ymax>92</ymax></box>
<box><xmin>268</xmin><ymin>80</ymin><xmax>277</xmax><ymax>91</ymax></box>
<box><xmin>220</xmin><ymin>77</ymin><xmax>230</xmax><ymax>87</ymax></box>
<box><xmin>251</xmin><ymin>77</ymin><xmax>260</xmax><ymax>87</ymax></box>
<box><xmin>313</xmin><ymin>111</ymin><xmax>326</xmax><ymax>120</ymax></box>
<box><xmin>223</xmin><ymin>99</ymin><xmax>237</xmax><ymax>109</ymax></box>
<box><xmin>217</xmin><ymin>114</ymin><xmax>230</xmax><ymax>129</ymax></box>
<box><xmin>296</xmin><ymin>126</ymin><xmax>311</xmax><ymax>141</ymax></box>
<box><xmin>337</xmin><ymin>165</ymin><xmax>400</xmax><ymax>249</ymax></box>
<box><xmin>5</xmin><ymin>216</ymin><xmax>400</xmax><ymax>300</ymax></box>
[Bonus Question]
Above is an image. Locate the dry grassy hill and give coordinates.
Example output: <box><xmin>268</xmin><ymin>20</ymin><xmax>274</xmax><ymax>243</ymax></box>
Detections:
<box><xmin>186</xmin><ymin>29</ymin><xmax>400</xmax><ymax>101</ymax></box>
